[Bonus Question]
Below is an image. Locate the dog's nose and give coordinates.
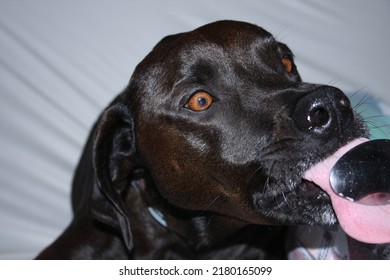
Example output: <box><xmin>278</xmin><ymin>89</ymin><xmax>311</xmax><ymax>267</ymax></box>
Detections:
<box><xmin>292</xmin><ymin>86</ymin><xmax>353</xmax><ymax>135</ymax></box>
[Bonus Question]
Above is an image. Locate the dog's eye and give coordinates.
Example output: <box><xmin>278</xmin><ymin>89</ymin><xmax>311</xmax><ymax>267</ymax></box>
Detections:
<box><xmin>281</xmin><ymin>55</ymin><xmax>293</xmax><ymax>73</ymax></box>
<box><xmin>185</xmin><ymin>91</ymin><xmax>213</xmax><ymax>111</ymax></box>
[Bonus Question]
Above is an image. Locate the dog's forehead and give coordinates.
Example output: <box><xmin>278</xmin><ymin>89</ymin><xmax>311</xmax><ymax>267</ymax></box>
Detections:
<box><xmin>192</xmin><ymin>20</ymin><xmax>274</xmax><ymax>45</ymax></box>
<box><xmin>130</xmin><ymin>21</ymin><xmax>290</xmax><ymax>111</ymax></box>
<box><xmin>144</xmin><ymin>21</ymin><xmax>277</xmax><ymax>66</ymax></box>
<box><xmin>153</xmin><ymin>21</ymin><xmax>280</xmax><ymax>79</ymax></box>
<box><xmin>169</xmin><ymin>21</ymin><xmax>277</xmax><ymax>58</ymax></box>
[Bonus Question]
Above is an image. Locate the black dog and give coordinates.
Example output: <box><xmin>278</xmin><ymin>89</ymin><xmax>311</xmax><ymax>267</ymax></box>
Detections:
<box><xmin>36</xmin><ymin>20</ymin><xmax>372</xmax><ymax>259</ymax></box>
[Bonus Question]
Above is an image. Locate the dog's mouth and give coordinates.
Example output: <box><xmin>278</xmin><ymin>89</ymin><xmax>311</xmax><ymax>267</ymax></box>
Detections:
<box><xmin>296</xmin><ymin>179</ymin><xmax>329</xmax><ymax>200</ymax></box>
<box><xmin>255</xmin><ymin>137</ymin><xmax>390</xmax><ymax>244</ymax></box>
<box><xmin>254</xmin><ymin>175</ymin><xmax>337</xmax><ymax>226</ymax></box>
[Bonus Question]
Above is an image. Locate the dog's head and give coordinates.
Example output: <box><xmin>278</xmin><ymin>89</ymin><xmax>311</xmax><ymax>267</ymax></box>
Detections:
<box><xmin>89</xmin><ymin>21</ymin><xmax>368</xmax><ymax>249</ymax></box>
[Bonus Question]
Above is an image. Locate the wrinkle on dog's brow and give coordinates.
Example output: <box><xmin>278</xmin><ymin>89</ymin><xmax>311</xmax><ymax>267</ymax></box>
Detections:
<box><xmin>179</xmin><ymin>43</ymin><xmax>231</xmax><ymax>71</ymax></box>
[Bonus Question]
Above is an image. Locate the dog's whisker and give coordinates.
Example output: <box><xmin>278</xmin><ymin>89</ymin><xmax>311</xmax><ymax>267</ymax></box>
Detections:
<box><xmin>371</xmin><ymin>123</ymin><xmax>390</xmax><ymax>129</ymax></box>
<box><xmin>362</xmin><ymin>113</ymin><xmax>390</xmax><ymax>138</ymax></box>
<box><xmin>363</xmin><ymin>114</ymin><xmax>388</xmax><ymax>120</ymax></box>
<box><xmin>368</xmin><ymin>124</ymin><xmax>390</xmax><ymax>139</ymax></box>
<box><xmin>327</xmin><ymin>80</ymin><xmax>339</xmax><ymax>87</ymax></box>
<box><xmin>198</xmin><ymin>194</ymin><xmax>222</xmax><ymax>217</ymax></box>
<box><xmin>349</xmin><ymin>87</ymin><xmax>367</xmax><ymax>100</ymax></box>
<box><xmin>280</xmin><ymin>192</ymin><xmax>288</xmax><ymax>207</ymax></box>
<box><xmin>282</xmin><ymin>190</ymin><xmax>297</xmax><ymax>210</ymax></box>
<box><xmin>350</xmin><ymin>91</ymin><xmax>369</xmax><ymax>110</ymax></box>
<box><xmin>246</xmin><ymin>165</ymin><xmax>264</xmax><ymax>188</ymax></box>
<box><xmin>348</xmin><ymin>87</ymin><xmax>366</xmax><ymax>99</ymax></box>
<box><xmin>263</xmin><ymin>177</ymin><xmax>271</xmax><ymax>195</ymax></box>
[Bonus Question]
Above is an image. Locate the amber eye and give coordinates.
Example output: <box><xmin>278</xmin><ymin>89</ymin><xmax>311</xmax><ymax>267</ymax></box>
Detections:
<box><xmin>185</xmin><ymin>91</ymin><xmax>213</xmax><ymax>111</ymax></box>
<box><xmin>281</xmin><ymin>55</ymin><xmax>293</xmax><ymax>73</ymax></box>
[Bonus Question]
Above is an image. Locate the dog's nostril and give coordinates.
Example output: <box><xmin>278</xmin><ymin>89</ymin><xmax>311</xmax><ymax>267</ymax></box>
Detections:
<box><xmin>294</xmin><ymin>104</ymin><xmax>331</xmax><ymax>131</ymax></box>
<box><xmin>308</xmin><ymin>106</ymin><xmax>330</xmax><ymax>128</ymax></box>
<box><xmin>292</xmin><ymin>86</ymin><xmax>353</xmax><ymax>135</ymax></box>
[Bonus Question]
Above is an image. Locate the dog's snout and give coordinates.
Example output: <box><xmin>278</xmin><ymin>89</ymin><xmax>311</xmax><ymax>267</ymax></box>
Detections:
<box><xmin>292</xmin><ymin>86</ymin><xmax>353</xmax><ymax>135</ymax></box>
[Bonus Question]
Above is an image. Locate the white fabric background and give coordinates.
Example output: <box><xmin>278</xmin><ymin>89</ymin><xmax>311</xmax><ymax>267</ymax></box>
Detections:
<box><xmin>0</xmin><ymin>0</ymin><xmax>389</xmax><ymax>259</ymax></box>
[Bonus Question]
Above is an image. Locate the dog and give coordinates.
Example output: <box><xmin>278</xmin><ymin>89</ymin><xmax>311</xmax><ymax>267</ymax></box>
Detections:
<box><xmin>37</xmin><ymin>20</ymin><xmax>384</xmax><ymax>259</ymax></box>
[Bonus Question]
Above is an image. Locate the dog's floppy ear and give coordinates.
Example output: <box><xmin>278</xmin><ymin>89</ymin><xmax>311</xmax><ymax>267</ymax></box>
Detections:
<box><xmin>91</xmin><ymin>99</ymin><xmax>137</xmax><ymax>252</ymax></box>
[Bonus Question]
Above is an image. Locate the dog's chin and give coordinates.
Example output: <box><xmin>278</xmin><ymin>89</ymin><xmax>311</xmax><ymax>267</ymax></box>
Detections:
<box><xmin>253</xmin><ymin>179</ymin><xmax>337</xmax><ymax>225</ymax></box>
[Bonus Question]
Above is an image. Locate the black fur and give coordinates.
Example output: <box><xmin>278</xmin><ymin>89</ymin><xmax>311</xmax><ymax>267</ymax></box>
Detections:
<box><xmin>37</xmin><ymin>21</ymin><xmax>384</xmax><ymax>259</ymax></box>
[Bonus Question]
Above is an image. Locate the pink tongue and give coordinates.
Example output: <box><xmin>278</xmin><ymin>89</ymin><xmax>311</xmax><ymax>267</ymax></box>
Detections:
<box><xmin>304</xmin><ymin>138</ymin><xmax>390</xmax><ymax>244</ymax></box>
